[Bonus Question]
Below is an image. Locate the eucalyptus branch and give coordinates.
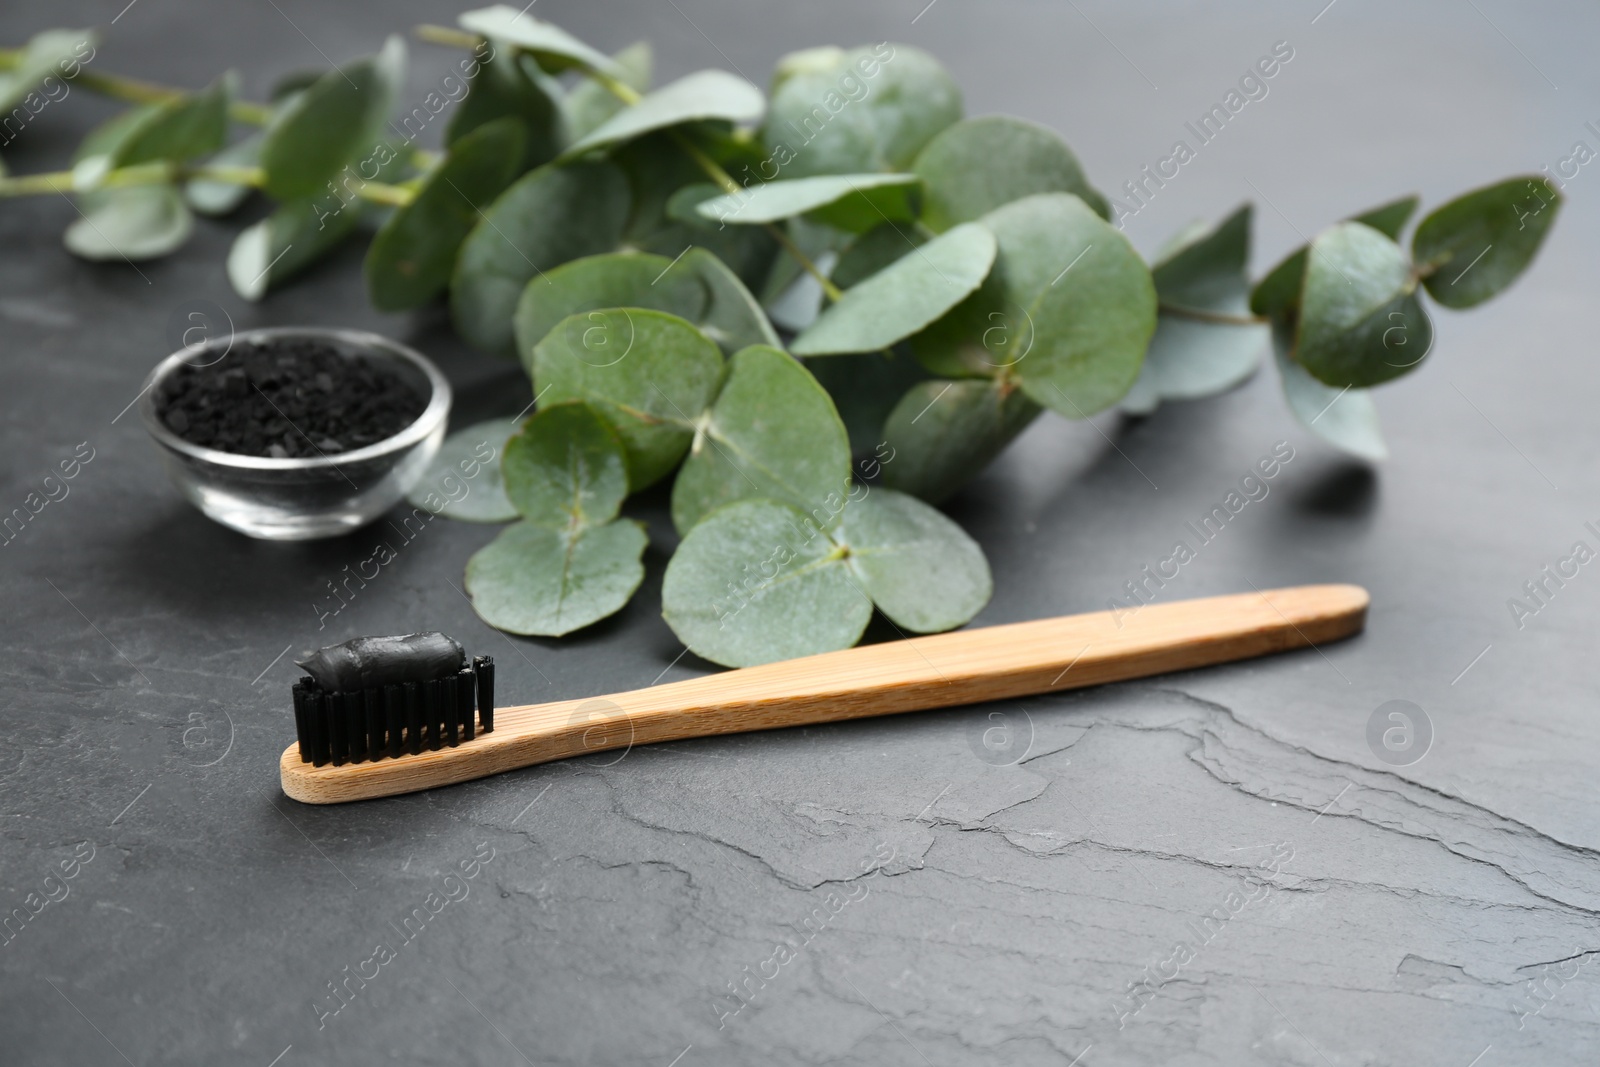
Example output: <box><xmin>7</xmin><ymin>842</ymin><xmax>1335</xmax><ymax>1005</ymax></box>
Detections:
<box><xmin>0</xmin><ymin>161</ymin><xmax>414</xmax><ymax>206</ymax></box>
<box><xmin>75</xmin><ymin>70</ymin><xmax>276</xmax><ymax>125</ymax></box>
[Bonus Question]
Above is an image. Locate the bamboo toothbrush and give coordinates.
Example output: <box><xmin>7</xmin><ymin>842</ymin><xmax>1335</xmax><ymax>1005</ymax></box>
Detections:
<box><xmin>279</xmin><ymin>584</ymin><xmax>1368</xmax><ymax>805</ymax></box>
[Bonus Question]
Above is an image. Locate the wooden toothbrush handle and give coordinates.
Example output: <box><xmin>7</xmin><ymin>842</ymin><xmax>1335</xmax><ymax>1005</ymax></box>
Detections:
<box><xmin>280</xmin><ymin>584</ymin><xmax>1368</xmax><ymax>804</ymax></box>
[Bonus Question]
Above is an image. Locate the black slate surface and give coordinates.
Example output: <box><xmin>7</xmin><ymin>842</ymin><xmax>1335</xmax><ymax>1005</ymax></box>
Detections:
<box><xmin>3</xmin><ymin>1</ymin><xmax>1597</xmax><ymax>1064</ymax></box>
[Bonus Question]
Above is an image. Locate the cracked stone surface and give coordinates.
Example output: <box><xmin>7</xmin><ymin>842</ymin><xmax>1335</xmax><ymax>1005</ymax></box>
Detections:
<box><xmin>2</xmin><ymin>1</ymin><xmax>1595</xmax><ymax>1064</ymax></box>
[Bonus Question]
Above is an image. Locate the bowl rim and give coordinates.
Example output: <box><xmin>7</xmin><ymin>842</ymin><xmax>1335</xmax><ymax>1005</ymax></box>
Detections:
<box><xmin>139</xmin><ymin>326</ymin><xmax>453</xmax><ymax>471</ymax></box>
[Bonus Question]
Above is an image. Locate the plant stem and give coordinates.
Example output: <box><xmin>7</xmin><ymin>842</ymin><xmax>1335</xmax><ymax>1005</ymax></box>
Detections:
<box><xmin>416</xmin><ymin>23</ymin><xmax>845</xmax><ymax>302</ymax></box>
<box><xmin>414</xmin><ymin>24</ymin><xmax>483</xmax><ymax>50</ymax></box>
<box><xmin>1157</xmin><ymin>303</ymin><xmax>1267</xmax><ymax>327</ymax></box>
<box><xmin>73</xmin><ymin>69</ymin><xmax>276</xmax><ymax>125</ymax></box>
<box><xmin>0</xmin><ymin>162</ymin><xmax>414</xmax><ymax>206</ymax></box>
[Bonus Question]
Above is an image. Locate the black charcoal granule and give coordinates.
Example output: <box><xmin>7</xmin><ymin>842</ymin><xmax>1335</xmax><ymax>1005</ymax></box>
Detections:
<box><xmin>154</xmin><ymin>337</ymin><xmax>428</xmax><ymax>458</ymax></box>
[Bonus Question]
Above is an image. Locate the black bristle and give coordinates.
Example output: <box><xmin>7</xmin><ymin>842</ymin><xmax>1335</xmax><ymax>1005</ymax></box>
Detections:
<box><xmin>307</xmin><ymin>688</ymin><xmax>330</xmax><ymax>766</ymax></box>
<box><xmin>424</xmin><ymin>678</ymin><xmax>445</xmax><ymax>751</ymax></box>
<box><xmin>328</xmin><ymin>691</ymin><xmax>349</xmax><ymax>766</ymax></box>
<box><xmin>474</xmin><ymin>655</ymin><xmax>495</xmax><ymax>733</ymax></box>
<box><xmin>345</xmin><ymin>690</ymin><xmax>367</xmax><ymax>764</ymax></box>
<box><xmin>404</xmin><ymin>681</ymin><xmax>423</xmax><ymax>755</ymax></box>
<box><xmin>292</xmin><ymin>684</ymin><xmax>312</xmax><ymax>763</ymax></box>
<box><xmin>442</xmin><ymin>674</ymin><xmax>460</xmax><ymax>747</ymax></box>
<box><xmin>365</xmin><ymin>686</ymin><xmax>386</xmax><ymax>761</ymax></box>
<box><xmin>384</xmin><ymin>684</ymin><xmax>404</xmax><ymax>759</ymax></box>
<box><xmin>456</xmin><ymin>667</ymin><xmax>475</xmax><ymax>743</ymax></box>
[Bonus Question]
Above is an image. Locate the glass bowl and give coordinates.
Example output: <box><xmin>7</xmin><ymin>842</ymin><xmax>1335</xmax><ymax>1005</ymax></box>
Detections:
<box><xmin>140</xmin><ymin>326</ymin><xmax>451</xmax><ymax>541</ymax></box>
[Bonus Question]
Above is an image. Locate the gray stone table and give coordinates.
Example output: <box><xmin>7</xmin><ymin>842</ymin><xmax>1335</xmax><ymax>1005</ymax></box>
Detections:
<box><xmin>3</xmin><ymin>1</ymin><xmax>1596</xmax><ymax>1064</ymax></box>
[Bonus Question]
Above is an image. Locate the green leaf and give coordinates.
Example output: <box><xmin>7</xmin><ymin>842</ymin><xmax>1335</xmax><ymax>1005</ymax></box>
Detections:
<box><xmin>915</xmin><ymin>194</ymin><xmax>1156</xmax><ymax>415</ymax></box>
<box><xmin>466</xmin><ymin>519</ymin><xmax>647</xmax><ymax>636</ymax></box>
<box><xmin>565</xmin><ymin>42</ymin><xmax>652</xmax><ymax>142</ymax></box>
<box><xmin>792</xmin><ymin>222</ymin><xmax>997</xmax><ymax>356</ymax></box>
<box><xmin>839</xmin><ymin>488</ymin><xmax>991</xmax><ymax>633</ymax></box>
<box><xmin>1354</xmin><ymin>195</ymin><xmax>1419</xmax><ymax>241</ymax></box>
<box><xmin>107</xmin><ymin>73</ymin><xmax>233</xmax><ymax>169</ymax></box>
<box><xmin>913</xmin><ymin>115</ymin><xmax>1107</xmax><ymax>229</ymax></box>
<box><xmin>405</xmin><ymin>417</ymin><xmax>521</xmax><ymax>522</ymax></box>
<box><xmin>227</xmin><ymin>195</ymin><xmax>361</xmax><ymax>300</ymax></box>
<box><xmin>672</xmin><ymin>346</ymin><xmax>850</xmax><ymax>534</ymax></box>
<box><xmin>1250</xmin><ymin>195</ymin><xmax>1422</xmax><ymax>320</ymax></box>
<box><xmin>184</xmin><ymin>127</ymin><xmax>266</xmax><ymax>216</ymax></box>
<box><xmin>695</xmin><ymin>173</ymin><xmax>921</xmax><ymax>232</ymax></box>
<box><xmin>831</xmin><ymin>222</ymin><xmax>925</xmax><ymax>289</ymax></box>
<box><xmin>513</xmin><ymin>248</ymin><xmax>774</xmax><ymax>368</ymax></box>
<box><xmin>503</xmin><ymin>401</ymin><xmax>629</xmax><ymax>525</ymax></box>
<box><xmin>880</xmin><ymin>378</ymin><xmax>1040</xmax><ymax>503</ymax></box>
<box><xmin>1124</xmin><ymin>204</ymin><xmax>1266</xmax><ymax>412</ymax></box>
<box><xmin>678</xmin><ymin>247</ymin><xmax>783</xmax><ymax>352</ymax></box>
<box><xmin>259</xmin><ymin>35</ymin><xmax>404</xmax><ymax>201</ymax></box>
<box><xmin>515</xmin><ymin>252</ymin><xmax>705</xmax><ymax>369</ymax></box>
<box><xmin>1275</xmin><ymin>339</ymin><xmax>1386</xmax><ymax>462</ymax></box>
<box><xmin>661</xmin><ymin>498</ymin><xmax>870</xmax><ymax>667</ymax></box>
<box><xmin>562</xmin><ymin>70</ymin><xmax>765</xmax><ymax>159</ymax></box>
<box><xmin>762</xmin><ymin>44</ymin><xmax>961</xmax><ymax>178</ymax></box>
<box><xmin>0</xmin><ymin>28</ymin><xmax>95</xmax><ymax>114</ymax></box>
<box><xmin>457</xmin><ymin>6</ymin><xmax>623</xmax><ymax>78</ymax></box>
<box><xmin>1412</xmin><ymin>176</ymin><xmax>1561</xmax><ymax>309</ymax></box>
<box><xmin>532</xmin><ymin>309</ymin><xmax>726</xmax><ymax>489</ymax></box>
<box><xmin>365</xmin><ymin>117</ymin><xmax>527</xmax><ymax>311</ymax></box>
<box><xmin>447</xmin><ymin>47</ymin><xmax>565</xmax><ymax>172</ymax></box>
<box><xmin>1294</xmin><ymin>221</ymin><xmax>1431</xmax><ymax>388</ymax></box>
<box><xmin>451</xmin><ymin>160</ymin><xmax>631</xmax><ymax>355</ymax></box>
<box><xmin>64</xmin><ymin>184</ymin><xmax>193</xmax><ymax>261</ymax></box>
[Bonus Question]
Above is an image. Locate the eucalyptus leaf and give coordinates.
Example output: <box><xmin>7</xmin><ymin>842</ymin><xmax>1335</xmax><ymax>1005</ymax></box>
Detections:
<box><xmin>565</xmin><ymin>42</ymin><xmax>652</xmax><ymax>142</ymax></box>
<box><xmin>671</xmin><ymin>346</ymin><xmax>851</xmax><ymax>534</ymax></box>
<box><xmin>563</xmin><ymin>70</ymin><xmax>766</xmax><ymax>159</ymax></box>
<box><xmin>503</xmin><ymin>401</ymin><xmax>629</xmax><ymax>526</ymax></box>
<box><xmin>695</xmin><ymin>172</ymin><xmax>921</xmax><ymax>232</ymax></box>
<box><xmin>227</xmin><ymin>195</ymin><xmax>362</xmax><ymax>300</ymax></box>
<box><xmin>1124</xmin><ymin>204</ymin><xmax>1266</xmax><ymax>412</ymax></box>
<box><xmin>106</xmin><ymin>72</ymin><xmax>232</xmax><ymax>169</ymax></box>
<box><xmin>514</xmin><ymin>252</ymin><xmax>706</xmax><ymax>372</ymax></box>
<box><xmin>913</xmin><ymin>115</ymin><xmax>1107</xmax><ymax>229</ymax></box>
<box><xmin>1275</xmin><ymin>340</ymin><xmax>1386</xmax><ymax>462</ymax></box>
<box><xmin>405</xmin><ymin>417</ymin><xmax>520</xmax><ymax>522</ymax></box>
<box><xmin>513</xmin><ymin>248</ymin><xmax>775</xmax><ymax>368</ymax></box>
<box><xmin>762</xmin><ymin>43</ymin><xmax>961</xmax><ymax>178</ymax></box>
<box><xmin>447</xmin><ymin>47</ymin><xmax>565</xmax><ymax>172</ymax></box>
<box><xmin>914</xmin><ymin>194</ymin><xmax>1156</xmax><ymax>416</ymax></box>
<box><xmin>259</xmin><ymin>35</ymin><xmax>404</xmax><ymax>201</ymax></box>
<box><xmin>1294</xmin><ymin>221</ymin><xmax>1431</xmax><ymax>388</ymax></box>
<box><xmin>465</xmin><ymin>519</ymin><xmax>647</xmax><ymax>637</ymax></box>
<box><xmin>532</xmin><ymin>308</ymin><xmax>726</xmax><ymax>489</ymax></box>
<box><xmin>0</xmin><ymin>28</ymin><xmax>95</xmax><ymax>114</ymax></box>
<box><xmin>452</xmin><ymin>160</ymin><xmax>632</xmax><ymax>355</ymax></box>
<box><xmin>678</xmin><ymin>247</ymin><xmax>784</xmax><ymax>352</ymax></box>
<box><xmin>1412</xmin><ymin>176</ymin><xmax>1561</xmax><ymax>309</ymax></box>
<box><xmin>839</xmin><ymin>487</ymin><xmax>991</xmax><ymax>632</ymax></box>
<box><xmin>365</xmin><ymin>117</ymin><xmax>526</xmax><ymax>311</ymax></box>
<box><xmin>792</xmin><ymin>222</ymin><xmax>996</xmax><ymax>356</ymax></box>
<box><xmin>64</xmin><ymin>184</ymin><xmax>193</xmax><ymax>261</ymax></box>
<box><xmin>831</xmin><ymin>222</ymin><xmax>925</xmax><ymax>289</ymax></box>
<box><xmin>880</xmin><ymin>378</ymin><xmax>1040</xmax><ymax>503</ymax></box>
<box><xmin>661</xmin><ymin>497</ymin><xmax>871</xmax><ymax>668</ymax></box>
<box><xmin>457</xmin><ymin>5</ymin><xmax>622</xmax><ymax>78</ymax></box>
<box><xmin>1251</xmin><ymin>195</ymin><xmax>1422</xmax><ymax>320</ymax></box>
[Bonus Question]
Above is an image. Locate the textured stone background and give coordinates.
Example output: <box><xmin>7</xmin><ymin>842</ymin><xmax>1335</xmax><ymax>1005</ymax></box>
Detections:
<box><xmin>2</xmin><ymin>1</ymin><xmax>1595</xmax><ymax>1064</ymax></box>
